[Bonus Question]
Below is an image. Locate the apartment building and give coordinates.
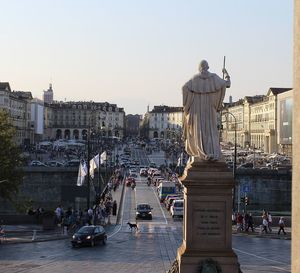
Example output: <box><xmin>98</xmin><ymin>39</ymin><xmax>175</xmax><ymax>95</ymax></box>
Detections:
<box><xmin>145</xmin><ymin>105</ymin><xmax>183</xmax><ymax>140</ymax></box>
<box><xmin>222</xmin><ymin>87</ymin><xmax>292</xmax><ymax>153</ymax></box>
<box><xmin>44</xmin><ymin>101</ymin><xmax>125</xmax><ymax>140</ymax></box>
<box><xmin>0</xmin><ymin>82</ymin><xmax>34</xmax><ymax>146</ymax></box>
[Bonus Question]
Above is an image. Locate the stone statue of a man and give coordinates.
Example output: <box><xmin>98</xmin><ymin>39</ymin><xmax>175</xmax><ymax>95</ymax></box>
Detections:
<box><xmin>182</xmin><ymin>60</ymin><xmax>230</xmax><ymax>161</ymax></box>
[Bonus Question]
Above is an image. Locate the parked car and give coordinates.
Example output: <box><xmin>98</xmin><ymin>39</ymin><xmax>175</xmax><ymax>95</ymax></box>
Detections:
<box><xmin>64</xmin><ymin>159</ymin><xmax>81</xmax><ymax>167</ymax></box>
<box><xmin>170</xmin><ymin>199</ymin><xmax>184</xmax><ymax>218</ymax></box>
<box><xmin>166</xmin><ymin>196</ymin><xmax>181</xmax><ymax>210</ymax></box>
<box><xmin>45</xmin><ymin>160</ymin><xmax>64</xmax><ymax>167</ymax></box>
<box><xmin>237</xmin><ymin>162</ymin><xmax>254</xmax><ymax>169</ymax></box>
<box><xmin>29</xmin><ymin>160</ymin><xmax>48</xmax><ymax>167</ymax></box>
<box><xmin>136</xmin><ymin>203</ymin><xmax>153</xmax><ymax>220</ymax></box>
<box><xmin>71</xmin><ymin>225</ymin><xmax>107</xmax><ymax>247</ymax></box>
<box><xmin>139</xmin><ymin>168</ymin><xmax>148</xmax><ymax>176</ymax></box>
<box><xmin>164</xmin><ymin>194</ymin><xmax>180</xmax><ymax>205</ymax></box>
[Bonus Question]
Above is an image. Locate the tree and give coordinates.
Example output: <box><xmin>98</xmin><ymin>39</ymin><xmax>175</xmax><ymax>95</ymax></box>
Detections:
<box><xmin>0</xmin><ymin>110</ymin><xmax>23</xmax><ymax>201</ymax></box>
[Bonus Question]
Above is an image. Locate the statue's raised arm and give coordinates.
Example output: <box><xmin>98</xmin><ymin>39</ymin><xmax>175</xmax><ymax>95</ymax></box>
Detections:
<box><xmin>182</xmin><ymin>60</ymin><xmax>230</xmax><ymax>162</ymax></box>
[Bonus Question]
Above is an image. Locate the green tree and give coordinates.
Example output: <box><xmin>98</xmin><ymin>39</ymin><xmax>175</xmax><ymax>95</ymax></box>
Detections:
<box><xmin>0</xmin><ymin>109</ymin><xmax>23</xmax><ymax>201</ymax></box>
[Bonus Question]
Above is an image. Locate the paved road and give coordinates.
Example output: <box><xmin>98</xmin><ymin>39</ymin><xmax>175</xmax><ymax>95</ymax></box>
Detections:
<box><xmin>0</xmin><ymin>149</ymin><xmax>291</xmax><ymax>273</ymax></box>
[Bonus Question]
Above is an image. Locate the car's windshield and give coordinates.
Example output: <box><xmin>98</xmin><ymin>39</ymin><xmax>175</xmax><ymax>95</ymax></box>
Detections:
<box><xmin>77</xmin><ymin>226</ymin><xmax>95</xmax><ymax>234</ymax></box>
<box><xmin>174</xmin><ymin>202</ymin><xmax>183</xmax><ymax>207</ymax></box>
<box><xmin>137</xmin><ymin>204</ymin><xmax>150</xmax><ymax>210</ymax></box>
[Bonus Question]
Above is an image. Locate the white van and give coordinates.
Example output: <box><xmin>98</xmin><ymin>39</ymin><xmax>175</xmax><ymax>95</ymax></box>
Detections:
<box><xmin>170</xmin><ymin>199</ymin><xmax>184</xmax><ymax>218</ymax></box>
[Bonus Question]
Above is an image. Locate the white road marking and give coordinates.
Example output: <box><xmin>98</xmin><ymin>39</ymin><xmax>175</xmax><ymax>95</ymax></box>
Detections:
<box><xmin>107</xmin><ymin>183</ymin><xmax>127</xmax><ymax>239</ymax></box>
<box><xmin>233</xmin><ymin>247</ymin><xmax>290</xmax><ymax>272</ymax></box>
<box><xmin>151</xmin><ymin>185</ymin><xmax>168</xmax><ymax>224</ymax></box>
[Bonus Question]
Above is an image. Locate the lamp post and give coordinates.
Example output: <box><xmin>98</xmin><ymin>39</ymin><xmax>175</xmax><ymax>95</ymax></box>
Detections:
<box><xmin>86</xmin><ymin>132</ymin><xmax>91</xmax><ymax>209</ymax></box>
<box><xmin>221</xmin><ymin>111</ymin><xmax>237</xmax><ymax>210</ymax></box>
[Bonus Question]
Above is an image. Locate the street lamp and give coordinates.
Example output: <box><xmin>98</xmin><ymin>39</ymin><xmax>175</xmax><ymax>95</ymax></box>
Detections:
<box><xmin>221</xmin><ymin>111</ymin><xmax>237</xmax><ymax>210</ymax></box>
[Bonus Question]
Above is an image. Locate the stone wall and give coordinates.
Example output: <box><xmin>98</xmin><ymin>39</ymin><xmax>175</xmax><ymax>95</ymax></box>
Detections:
<box><xmin>0</xmin><ymin>167</ymin><xmax>291</xmax><ymax>214</ymax></box>
<box><xmin>0</xmin><ymin>167</ymin><xmax>110</xmax><ymax>214</ymax></box>
<box><xmin>235</xmin><ymin>169</ymin><xmax>291</xmax><ymax>212</ymax></box>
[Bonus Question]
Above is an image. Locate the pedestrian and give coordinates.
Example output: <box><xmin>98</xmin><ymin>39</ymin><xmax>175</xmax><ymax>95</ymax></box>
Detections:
<box><xmin>246</xmin><ymin>213</ymin><xmax>255</xmax><ymax>232</ymax></box>
<box><xmin>55</xmin><ymin>205</ymin><xmax>63</xmax><ymax>225</ymax></box>
<box><xmin>261</xmin><ymin>216</ymin><xmax>268</xmax><ymax>234</ymax></box>
<box><xmin>232</xmin><ymin>212</ymin><xmax>236</xmax><ymax>226</ymax></box>
<box><xmin>112</xmin><ymin>200</ymin><xmax>117</xmax><ymax>216</ymax></box>
<box><xmin>237</xmin><ymin>213</ymin><xmax>244</xmax><ymax>232</ymax></box>
<box><xmin>267</xmin><ymin>211</ymin><xmax>272</xmax><ymax>232</ymax></box>
<box><xmin>278</xmin><ymin>217</ymin><xmax>287</xmax><ymax>235</ymax></box>
<box><xmin>244</xmin><ymin>212</ymin><xmax>249</xmax><ymax>231</ymax></box>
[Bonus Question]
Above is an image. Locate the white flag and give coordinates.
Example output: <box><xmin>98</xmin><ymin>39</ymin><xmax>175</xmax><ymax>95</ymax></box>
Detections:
<box><xmin>89</xmin><ymin>154</ymin><xmax>99</xmax><ymax>179</ymax></box>
<box><xmin>94</xmin><ymin>154</ymin><xmax>100</xmax><ymax>168</ymax></box>
<box><xmin>177</xmin><ymin>156</ymin><xmax>181</xmax><ymax>167</ymax></box>
<box><xmin>77</xmin><ymin>161</ymin><xmax>87</xmax><ymax>186</ymax></box>
<box><xmin>100</xmin><ymin>151</ymin><xmax>107</xmax><ymax>164</ymax></box>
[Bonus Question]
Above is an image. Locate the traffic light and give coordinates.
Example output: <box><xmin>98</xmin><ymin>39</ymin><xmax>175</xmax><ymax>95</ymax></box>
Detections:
<box><xmin>240</xmin><ymin>197</ymin><xmax>245</xmax><ymax>203</ymax></box>
<box><xmin>245</xmin><ymin>196</ymin><xmax>249</xmax><ymax>206</ymax></box>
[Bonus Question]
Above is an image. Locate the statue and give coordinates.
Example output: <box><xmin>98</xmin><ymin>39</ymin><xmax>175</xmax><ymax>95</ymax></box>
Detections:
<box><xmin>182</xmin><ymin>60</ymin><xmax>230</xmax><ymax>161</ymax></box>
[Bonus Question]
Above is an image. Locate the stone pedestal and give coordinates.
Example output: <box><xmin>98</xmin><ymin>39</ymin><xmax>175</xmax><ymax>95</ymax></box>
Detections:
<box><xmin>177</xmin><ymin>160</ymin><xmax>239</xmax><ymax>273</ymax></box>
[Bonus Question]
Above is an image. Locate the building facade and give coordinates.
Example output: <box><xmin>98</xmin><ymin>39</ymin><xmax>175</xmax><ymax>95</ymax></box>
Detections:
<box><xmin>0</xmin><ymin>82</ymin><xmax>34</xmax><ymax>146</ymax></box>
<box><xmin>277</xmin><ymin>89</ymin><xmax>293</xmax><ymax>156</ymax></box>
<box><xmin>125</xmin><ymin>114</ymin><xmax>142</xmax><ymax>137</ymax></box>
<box><xmin>222</xmin><ymin>88</ymin><xmax>292</xmax><ymax>154</ymax></box>
<box><xmin>44</xmin><ymin>101</ymin><xmax>125</xmax><ymax>140</ymax></box>
<box><xmin>145</xmin><ymin>105</ymin><xmax>183</xmax><ymax>141</ymax></box>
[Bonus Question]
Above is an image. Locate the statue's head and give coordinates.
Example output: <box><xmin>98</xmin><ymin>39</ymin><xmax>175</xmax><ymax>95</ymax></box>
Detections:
<box><xmin>199</xmin><ymin>60</ymin><xmax>209</xmax><ymax>73</ymax></box>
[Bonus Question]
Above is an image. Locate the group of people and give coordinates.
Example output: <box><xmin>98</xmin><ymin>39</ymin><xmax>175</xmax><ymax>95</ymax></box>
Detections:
<box><xmin>233</xmin><ymin>211</ymin><xmax>255</xmax><ymax>232</ymax></box>
<box><xmin>54</xmin><ymin>195</ymin><xmax>117</xmax><ymax>233</ymax></box>
<box><xmin>232</xmin><ymin>210</ymin><xmax>287</xmax><ymax>235</ymax></box>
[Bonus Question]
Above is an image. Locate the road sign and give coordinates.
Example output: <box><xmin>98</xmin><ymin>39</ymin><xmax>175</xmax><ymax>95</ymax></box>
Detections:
<box><xmin>242</xmin><ymin>185</ymin><xmax>250</xmax><ymax>193</ymax></box>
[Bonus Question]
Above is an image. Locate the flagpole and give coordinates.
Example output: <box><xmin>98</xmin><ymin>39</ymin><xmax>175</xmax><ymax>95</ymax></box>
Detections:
<box><xmin>86</xmin><ymin>133</ymin><xmax>90</xmax><ymax>209</ymax></box>
<box><xmin>98</xmin><ymin>149</ymin><xmax>101</xmax><ymax>196</ymax></box>
<box><xmin>222</xmin><ymin>56</ymin><xmax>226</xmax><ymax>79</ymax></box>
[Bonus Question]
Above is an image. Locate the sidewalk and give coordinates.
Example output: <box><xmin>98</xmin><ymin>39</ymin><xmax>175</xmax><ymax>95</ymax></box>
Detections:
<box><xmin>0</xmin><ymin>179</ymin><xmax>125</xmax><ymax>245</ymax></box>
<box><xmin>232</xmin><ymin>225</ymin><xmax>291</xmax><ymax>240</ymax></box>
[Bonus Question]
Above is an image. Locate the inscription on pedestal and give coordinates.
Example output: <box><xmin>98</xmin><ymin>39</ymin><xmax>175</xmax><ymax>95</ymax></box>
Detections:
<box><xmin>192</xmin><ymin>201</ymin><xmax>226</xmax><ymax>248</ymax></box>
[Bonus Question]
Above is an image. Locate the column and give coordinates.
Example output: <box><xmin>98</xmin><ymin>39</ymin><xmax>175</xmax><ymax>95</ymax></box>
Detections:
<box><xmin>293</xmin><ymin>1</ymin><xmax>300</xmax><ymax>272</ymax></box>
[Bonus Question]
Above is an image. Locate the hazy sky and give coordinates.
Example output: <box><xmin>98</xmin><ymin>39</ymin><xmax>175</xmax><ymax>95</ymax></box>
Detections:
<box><xmin>0</xmin><ymin>1</ymin><xmax>293</xmax><ymax>115</ymax></box>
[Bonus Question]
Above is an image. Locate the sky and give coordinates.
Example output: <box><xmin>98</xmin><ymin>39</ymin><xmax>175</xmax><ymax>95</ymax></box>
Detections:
<box><xmin>0</xmin><ymin>1</ymin><xmax>293</xmax><ymax>115</ymax></box>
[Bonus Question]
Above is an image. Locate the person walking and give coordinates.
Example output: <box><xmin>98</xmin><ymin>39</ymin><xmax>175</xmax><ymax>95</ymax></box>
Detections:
<box><xmin>236</xmin><ymin>213</ymin><xmax>244</xmax><ymax>232</ymax></box>
<box><xmin>278</xmin><ymin>217</ymin><xmax>287</xmax><ymax>235</ymax></box>
<box><xmin>262</xmin><ymin>216</ymin><xmax>268</xmax><ymax>234</ymax></box>
<box><xmin>112</xmin><ymin>200</ymin><xmax>117</xmax><ymax>216</ymax></box>
<box><xmin>267</xmin><ymin>211</ymin><xmax>272</xmax><ymax>232</ymax></box>
<box><xmin>246</xmin><ymin>213</ymin><xmax>255</xmax><ymax>232</ymax></box>
<box><xmin>55</xmin><ymin>205</ymin><xmax>63</xmax><ymax>225</ymax></box>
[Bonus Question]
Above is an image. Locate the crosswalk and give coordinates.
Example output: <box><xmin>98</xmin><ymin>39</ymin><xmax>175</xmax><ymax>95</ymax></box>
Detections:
<box><xmin>122</xmin><ymin>222</ymin><xmax>182</xmax><ymax>234</ymax></box>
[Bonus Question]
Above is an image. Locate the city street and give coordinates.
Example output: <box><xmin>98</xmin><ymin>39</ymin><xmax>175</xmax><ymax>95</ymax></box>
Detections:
<box><xmin>0</xmin><ymin>149</ymin><xmax>291</xmax><ymax>273</ymax></box>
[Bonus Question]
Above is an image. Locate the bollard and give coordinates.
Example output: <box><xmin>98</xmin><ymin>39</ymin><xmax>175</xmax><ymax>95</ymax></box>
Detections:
<box><xmin>32</xmin><ymin>230</ymin><xmax>37</xmax><ymax>241</ymax></box>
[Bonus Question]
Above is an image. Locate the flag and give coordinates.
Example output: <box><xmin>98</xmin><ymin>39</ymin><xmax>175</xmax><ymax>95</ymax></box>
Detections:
<box><xmin>77</xmin><ymin>161</ymin><xmax>87</xmax><ymax>186</ymax></box>
<box><xmin>89</xmin><ymin>154</ymin><xmax>99</xmax><ymax>179</ymax></box>
<box><xmin>100</xmin><ymin>151</ymin><xmax>107</xmax><ymax>164</ymax></box>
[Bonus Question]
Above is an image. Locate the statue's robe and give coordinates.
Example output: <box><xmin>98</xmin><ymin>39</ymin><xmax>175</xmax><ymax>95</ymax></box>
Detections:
<box><xmin>182</xmin><ymin>72</ymin><xmax>229</xmax><ymax>161</ymax></box>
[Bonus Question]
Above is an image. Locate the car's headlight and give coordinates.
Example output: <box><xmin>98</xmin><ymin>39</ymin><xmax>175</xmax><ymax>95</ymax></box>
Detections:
<box><xmin>136</xmin><ymin>212</ymin><xmax>139</xmax><ymax>214</ymax></box>
<box><xmin>86</xmin><ymin>235</ymin><xmax>91</xmax><ymax>240</ymax></box>
<box><xmin>72</xmin><ymin>235</ymin><xmax>76</xmax><ymax>239</ymax></box>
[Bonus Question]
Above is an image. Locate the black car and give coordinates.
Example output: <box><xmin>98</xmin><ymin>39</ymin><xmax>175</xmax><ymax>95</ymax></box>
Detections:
<box><xmin>136</xmin><ymin>203</ymin><xmax>153</xmax><ymax>220</ymax></box>
<box><xmin>71</xmin><ymin>225</ymin><xmax>107</xmax><ymax>247</ymax></box>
